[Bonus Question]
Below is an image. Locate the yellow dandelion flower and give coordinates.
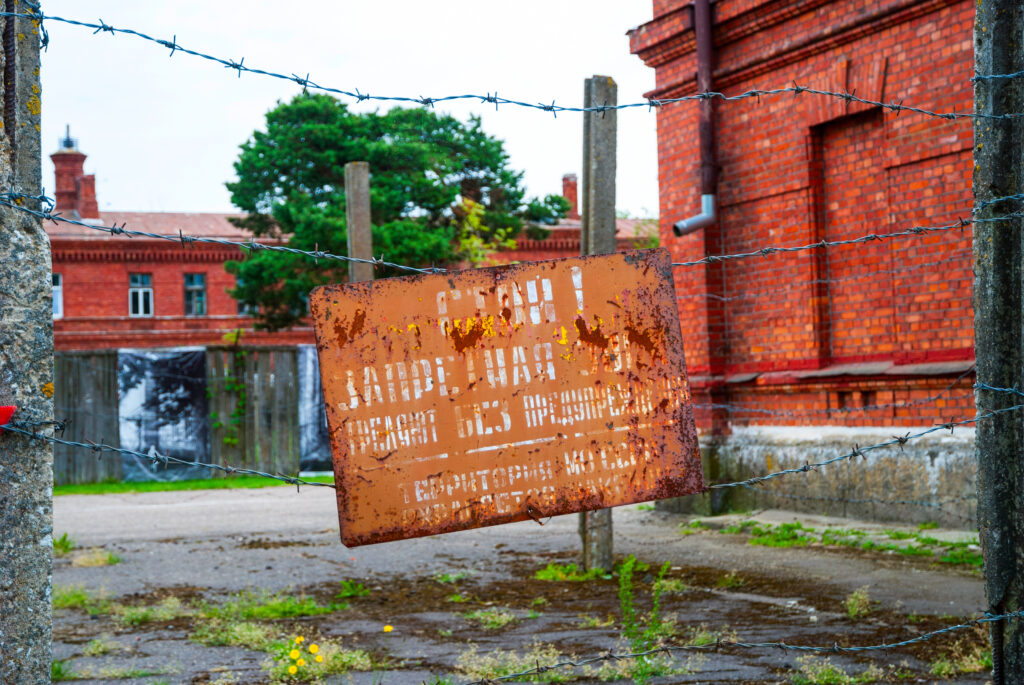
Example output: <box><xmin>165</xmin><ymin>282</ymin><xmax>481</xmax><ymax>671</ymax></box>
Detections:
<box><xmin>383</xmin><ymin>624</ymin><xmax>394</xmax><ymax>633</ymax></box>
<box><xmin>309</xmin><ymin>644</ymin><xmax>319</xmax><ymax>654</ymax></box>
<box><xmin>288</xmin><ymin>665</ymin><xmax>298</xmax><ymax>675</ymax></box>
<box><xmin>315</xmin><ymin>654</ymin><xmax>324</xmax><ymax>663</ymax></box>
<box><xmin>295</xmin><ymin>636</ymin><xmax>305</xmax><ymax>644</ymax></box>
<box><xmin>297</xmin><ymin>658</ymin><xmax>306</xmax><ymax>667</ymax></box>
<box><xmin>289</xmin><ymin>649</ymin><xmax>300</xmax><ymax>660</ymax></box>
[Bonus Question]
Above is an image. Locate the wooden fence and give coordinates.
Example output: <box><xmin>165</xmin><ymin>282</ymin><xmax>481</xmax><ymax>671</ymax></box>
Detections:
<box><xmin>53</xmin><ymin>351</ymin><xmax>121</xmax><ymax>485</ymax></box>
<box><xmin>53</xmin><ymin>346</ymin><xmax>304</xmax><ymax>485</ymax></box>
<box><xmin>206</xmin><ymin>346</ymin><xmax>301</xmax><ymax>479</ymax></box>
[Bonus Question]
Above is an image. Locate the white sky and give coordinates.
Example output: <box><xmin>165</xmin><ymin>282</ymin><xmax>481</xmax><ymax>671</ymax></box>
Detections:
<box><xmin>39</xmin><ymin>1</ymin><xmax>660</xmax><ymax>218</ymax></box>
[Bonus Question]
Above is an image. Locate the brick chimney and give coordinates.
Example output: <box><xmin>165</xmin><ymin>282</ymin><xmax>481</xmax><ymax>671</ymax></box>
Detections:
<box><xmin>50</xmin><ymin>126</ymin><xmax>99</xmax><ymax>219</ymax></box>
<box><xmin>562</xmin><ymin>173</ymin><xmax>579</xmax><ymax>220</ymax></box>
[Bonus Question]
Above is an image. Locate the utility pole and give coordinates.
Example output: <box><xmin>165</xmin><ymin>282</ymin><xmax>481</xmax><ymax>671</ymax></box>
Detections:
<box><xmin>973</xmin><ymin>2</ymin><xmax>1024</xmax><ymax>683</ymax></box>
<box><xmin>0</xmin><ymin>9</ymin><xmax>52</xmax><ymax>684</ymax></box>
<box><xmin>344</xmin><ymin>161</ymin><xmax>374</xmax><ymax>283</ymax></box>
<box><xmin>578</xmin><ymin>75</ymin><xmax>617</xmax><ymax>572</ymax></box>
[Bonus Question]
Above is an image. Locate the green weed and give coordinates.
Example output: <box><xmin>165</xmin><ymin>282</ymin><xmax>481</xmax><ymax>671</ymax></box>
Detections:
<box><xmin>53</xmin><ymin>532</ymin><xmax>76</xmax><ymax>557</ymax></box>
<box><xmin>434</xmin><ymin>570</ymin><xmax>472</xmax><ymax>584</ymax></box>
<box><xmin>446</xmin><ymin>593</ymin><xmax>470</xmax><ymax>603</ymax></box>
<box><xmin>896</xmin><ymin>545</ymin><xmax>933</xmax><ymax>557</ymax></box>
<box><xmin>463</xmin><ymin>608</ymin><xmax>517</xmax><ymax>630</ymax></box>
<box><xmin>884</xmin><ymin>530</ymin><xmax>913</xmax><ymax>540</ymax></box>
<box><xmin>636</xmin><ymin>503</ymin><xmax>656</xmax><ymax>511</ymax></box>
<box><xmin>917</xmin><ymin>521</ymin><xmax>939</xmax><ymax>530</ymax></box>
<box><xmin>534</xmin><ymin>562</ymin><xmax>610</xmax><ymax>581</ymax></box>
<box><xmin>116</xmin><ymin>597</ymin><xmax>189</xmax><ymax>626</ymax></box>
<box><xmin>939</xmin><ymin>547</ymin><xmax>984</xmax><ymax>567</ymax></box>
<box><xmin>716</xmin><ymin>571</ymin><xmax>745</xmax><ymax>588</ymax></box>
<box><xmin>70</xmin><ymin>547</ymin><xmax>121</xmax><ymax>567</ymax></box>
<box><xmin>653</xmin><ymin>577</ymin><xmax>688</xmax><ymax>594</ymax></box>
<box><xmin>53</xmin><ymin>585</ymin><xmax>111</xmax><ymax>615</ymax></box>
<box><xmin>82</xmin><ymin>635</ymin><xmax>121</xmax><ymax>656</ymax></box>
<box><xmin>191</xmin><ymin>619</ymin><xmax>274</xmax><ymax>650</ymax></box>
<box><xmin>720</xmin><ymin>520</ymin><xmax>762</xmax><ymax>535</ymax></box>
<box><xmin>790</xmin><ymin>655</ymin><xmax>882</xmax><ymax>684</ymax></box>
<box><xmin>457</xmin><ymin>642</ymin><xmax>572</xmax><ymax>683</ymax></box>
<box><xmin>201</xmin><ymin>590</ymin><xmax>343</xmax><ymax>621</ymax></box>
<box><xmin>263</xmin><ymin>636</ymin><xmax>372</xmax><ymax>681</ymax></box>
<box><xmin>335</xmin><ymin>580</ymin><xmax>370</xmax><ymax>599</ymax></box>
<box><xmin>578</xmin><ymin>614</ymin><xmax>615</xmax><ymax>628</ymax></box>
<box><xmin>618</xmin><ymin>555</ymin><xmax>680</xmax><ymax>684</ymax></box>
<box><xmin>749</xmin><ymin>522</ymin><xmax>813</xmax><ymax>548</ymax></box>
<box><xmin>530</xmin><ymin>597</ymin><xmax>547</xmax><ymax>607</ymax></box>
<box><xmin>843</xmin><ymin>586</ymin><xmax>872</xmax><ymax>620</ymax></box>
<box><xmin>51</xmin><ymin>659</ymin><xmax>78</xmax><ymax>682</ymax></box>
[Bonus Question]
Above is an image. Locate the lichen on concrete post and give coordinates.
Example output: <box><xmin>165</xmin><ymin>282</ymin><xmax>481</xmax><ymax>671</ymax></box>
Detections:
<box><xmin>0</xmin><ymin>8</ymin><xmax>52</xmax><ymax>684</ymax></box>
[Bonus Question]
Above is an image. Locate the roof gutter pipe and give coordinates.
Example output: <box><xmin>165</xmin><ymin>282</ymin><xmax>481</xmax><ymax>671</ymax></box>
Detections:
<box><xmin>674</xmin><ymin>0</ymin><xmax>718</xmax><ymax>237</ymax></box>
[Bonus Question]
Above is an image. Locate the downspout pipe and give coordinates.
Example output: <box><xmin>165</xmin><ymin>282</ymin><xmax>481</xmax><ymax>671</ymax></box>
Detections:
<box><xmin>674</xmin><ymin>0</ymin><xmax>718</xmax><ymax>237</ymax></box>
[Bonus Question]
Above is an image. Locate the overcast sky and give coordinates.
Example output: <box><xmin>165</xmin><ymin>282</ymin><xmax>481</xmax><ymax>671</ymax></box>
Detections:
<box><xmin>39</xmin><ymin>1</ymin><xmax>660</xmax><ymax>218</ymax></box>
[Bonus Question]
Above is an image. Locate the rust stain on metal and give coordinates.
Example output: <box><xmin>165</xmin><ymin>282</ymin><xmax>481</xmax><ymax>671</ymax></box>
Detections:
<box><xmin>310</xmin><ymin>249</ymin><xmax>704</xmax><ymax>547</ymax></box>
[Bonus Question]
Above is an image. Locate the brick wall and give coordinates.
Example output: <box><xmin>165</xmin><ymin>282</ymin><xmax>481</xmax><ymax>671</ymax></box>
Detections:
<box><xmin>52</xmin><ymin>241</ymin><xmax>313</xmax><ymax>350</ymax></box>
<box><xmin>631</xmin><ymin>0</ymin><xmax>975</xmax><ymax>434</ymax></box>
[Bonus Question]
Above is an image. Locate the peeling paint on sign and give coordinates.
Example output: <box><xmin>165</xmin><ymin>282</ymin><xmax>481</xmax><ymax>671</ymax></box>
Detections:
<box><xmin>310</xmin><ymin>249</ymin><xmax>703</xmax><ymax>546</ymax></box>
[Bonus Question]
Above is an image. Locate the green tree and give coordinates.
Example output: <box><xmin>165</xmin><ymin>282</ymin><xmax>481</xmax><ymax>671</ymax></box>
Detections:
<box><xmin>225</xmin><ymin>93</ymin><xmax>568</xmax><ymax>331</ymax></box>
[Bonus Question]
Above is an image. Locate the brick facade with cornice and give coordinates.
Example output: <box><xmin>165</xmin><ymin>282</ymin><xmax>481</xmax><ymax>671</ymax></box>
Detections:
<box><xmin>630</xmin><ymin>0</ymin><xmax>974</xmax><ymax>432</ymax></box>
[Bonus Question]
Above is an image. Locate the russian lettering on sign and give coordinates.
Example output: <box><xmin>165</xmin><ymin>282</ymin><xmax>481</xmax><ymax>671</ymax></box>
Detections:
<box><xmin>310</xmin><ymin>248</ymin><xmax>703</xmax><ymax>546</ymax></box>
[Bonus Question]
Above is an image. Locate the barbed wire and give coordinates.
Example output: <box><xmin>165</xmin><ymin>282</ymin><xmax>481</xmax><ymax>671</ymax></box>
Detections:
<box><xmin>709</xmin><ymin>403</ymin><xmax>1024</xmax><ymax>491</ymax></box>
<box><xmin>460</xmin><ymin>610</ymin><xmax>1022</xmax><ymax>685</ymax></box>
<box><xmin>1</xmin><ymin>422</ymin><xmax>335</xmax><ymax>490</ymax></box>
<box><xmin>0</xmin><ymin>191</ymin><xmax>997</xmax><ymax>279</ymax></box>
<box><xmin>974</xmin><ymin>70</ymin><xmax>1024</xmax><ymax>82</ymax></box>
<box><xmin>689</xmin><ymin>247</ymin><xmax>970</xmax><ymax>303</ymax></box>
<box><xmin>0</xmin><ymin>10</ymin><xmax>1010</xmax><ymax>121</ymax></box>
<box><xmin>0</xmin><ymin>192</ymin><xmax>444</xmax><ymax>275</ymax></box>
<box><xmin>672</xmin><ymin>217</ymin><xmax>972</xmax><ymax>268</ymax></box>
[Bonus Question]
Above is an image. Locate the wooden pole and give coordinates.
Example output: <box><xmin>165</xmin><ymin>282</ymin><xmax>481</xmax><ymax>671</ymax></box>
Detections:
<box><xmin>345</xmin><ymin>161</ymin><xmax>374</xmax><ymax>283</ymax></box>
<box><xmin>578</xmin><ymin>75</ymin><xmax>617</xmax><ymax>572</ymax></box>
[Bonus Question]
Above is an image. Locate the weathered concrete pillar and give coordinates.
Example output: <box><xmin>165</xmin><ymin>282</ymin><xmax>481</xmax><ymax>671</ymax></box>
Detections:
<box><xmin>0</xmin><ymin>8</ymin><xmax>53</xmax><ymax>684</ymax></box>
<box><xmin>578</xmin><ymin>75</ymin><xmax>617</xmax><ymax>572</ymax></box>
<box><xmin>973</xmin><ymin>2</ymin><xmax>1024</xmax><ymax>683</ymax></box>
<box><xmin>344</xmin><ymin>161</ymin><xmax>374</xmax><ymax>284</ymax></box>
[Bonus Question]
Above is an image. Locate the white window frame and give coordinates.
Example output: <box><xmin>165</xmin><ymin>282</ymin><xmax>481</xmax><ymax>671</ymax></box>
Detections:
<box><xmin>52</xmin><ymin>273</ymin><xmax>63</xmax><ymax>319</ymax></box>
<box><xmin>184</xmin><ymin>273</ymin><xmax>207</xmax><ymax>317</ymax></box>
<box><xmin>129</xmin><ymin>273</ymin><xmax>153</xmax><ymax>318</ymax></box>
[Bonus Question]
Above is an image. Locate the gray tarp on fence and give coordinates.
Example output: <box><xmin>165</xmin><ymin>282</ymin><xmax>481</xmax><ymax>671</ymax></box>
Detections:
<box><xmin>298</xmin><ymin>344</ymin><xmax>331</xmax><ymax>473</ymax></box>
<box><xmin>117</xmin><ymin>347</ymin><xmax>210</xmax><ymax>481</ymax></box>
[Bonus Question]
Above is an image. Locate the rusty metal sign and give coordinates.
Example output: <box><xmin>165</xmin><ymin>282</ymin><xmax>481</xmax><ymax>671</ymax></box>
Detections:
<box><xmin>310</xmin><ymin>248</ymin><xmax>703</xmax><ymax>546</ymax></box>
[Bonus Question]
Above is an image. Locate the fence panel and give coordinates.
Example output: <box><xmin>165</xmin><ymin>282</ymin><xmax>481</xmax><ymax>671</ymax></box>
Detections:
<box><xmin>207</xmin><ymin>346</ymin><xmax>301</xmax><ymax>477</ymax></box>
<box><xmin>53</xmin><ymin>351</ymin><xmax>121</xmax><ymax>485</ymax></box>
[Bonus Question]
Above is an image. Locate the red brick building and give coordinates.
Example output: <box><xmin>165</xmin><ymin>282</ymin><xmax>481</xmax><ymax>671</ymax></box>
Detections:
<box><xmin>630</xmin><ymin>0</ymin><xmax>975</xmax><ymax>433</ymax></box>
<box><xmin>48</xmin><ymin>133</ymin><xmax>307</xmax><ymax>351</ymax></box>
<box><xmin>48</xmin><ymin>138</ymin><xmax>649</xmax><ymax>351</ymax></box>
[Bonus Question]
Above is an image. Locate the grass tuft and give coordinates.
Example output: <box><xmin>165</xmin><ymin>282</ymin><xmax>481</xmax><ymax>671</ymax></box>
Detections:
<box><xmin>843</xmin><ymin>586</ymin><xmax>872</xmax><ymax>620</ymax></box>
<box><xmin>463</xmin><ymin>608</ymin><xmax>518</xmax><ymax>630</ymax></box>
<box><xmin>53</xmin><ymin>532</ymin><xmax>76</xmax><ymax>557</ymax></box>
<box><xmin>534</xmin><ymin>562</ymin><xmax>610</xmax><ymax>582</ymax></box>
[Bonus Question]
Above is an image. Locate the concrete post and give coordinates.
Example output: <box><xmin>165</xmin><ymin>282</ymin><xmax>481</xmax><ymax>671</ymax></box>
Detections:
<box><xmin>973</xmin><ymin>2</ymin><xmax>1024</xmax><ymax>683</ymax></box>
<box><xmin>0</xmin><ymin>9</ymin><xmax>52</xmax><ymax>684</ymax></box>
<box><xmin>344</xmin><ymin>161</ymin><xmax>373</xmax><ymax>283</ymax></box>
<box><xmin>578</xmin><ymin>75</ymin><xmax>617</xmax><ymax>572</ymax></box>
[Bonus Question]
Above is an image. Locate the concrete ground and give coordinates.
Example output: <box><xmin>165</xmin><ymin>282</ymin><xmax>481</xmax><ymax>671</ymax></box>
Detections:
<box><xmin>52</xmin><ymin>488</ymin><xmax>990</xmax><ymax>684</ymax></box>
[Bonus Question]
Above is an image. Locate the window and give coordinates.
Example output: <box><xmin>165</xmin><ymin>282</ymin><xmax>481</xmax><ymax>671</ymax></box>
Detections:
<box><xmin>236</xmin><ymin>277</ymin><xmax>256</xmax><ymax>315</ymax></box>
<box><xmin>184</xmin><ymin>273</ymin><xmax>207</xmax><ymax>317</ymax></box>
<box><xmin>52</xmin><ymin>273</ymin><xmax>63</xmax><ymax>319</ymax></box>
<box><xmin>129</xmin><ymin>273</ymin><xmax>153</xmax><ymax>317</ymax></box>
